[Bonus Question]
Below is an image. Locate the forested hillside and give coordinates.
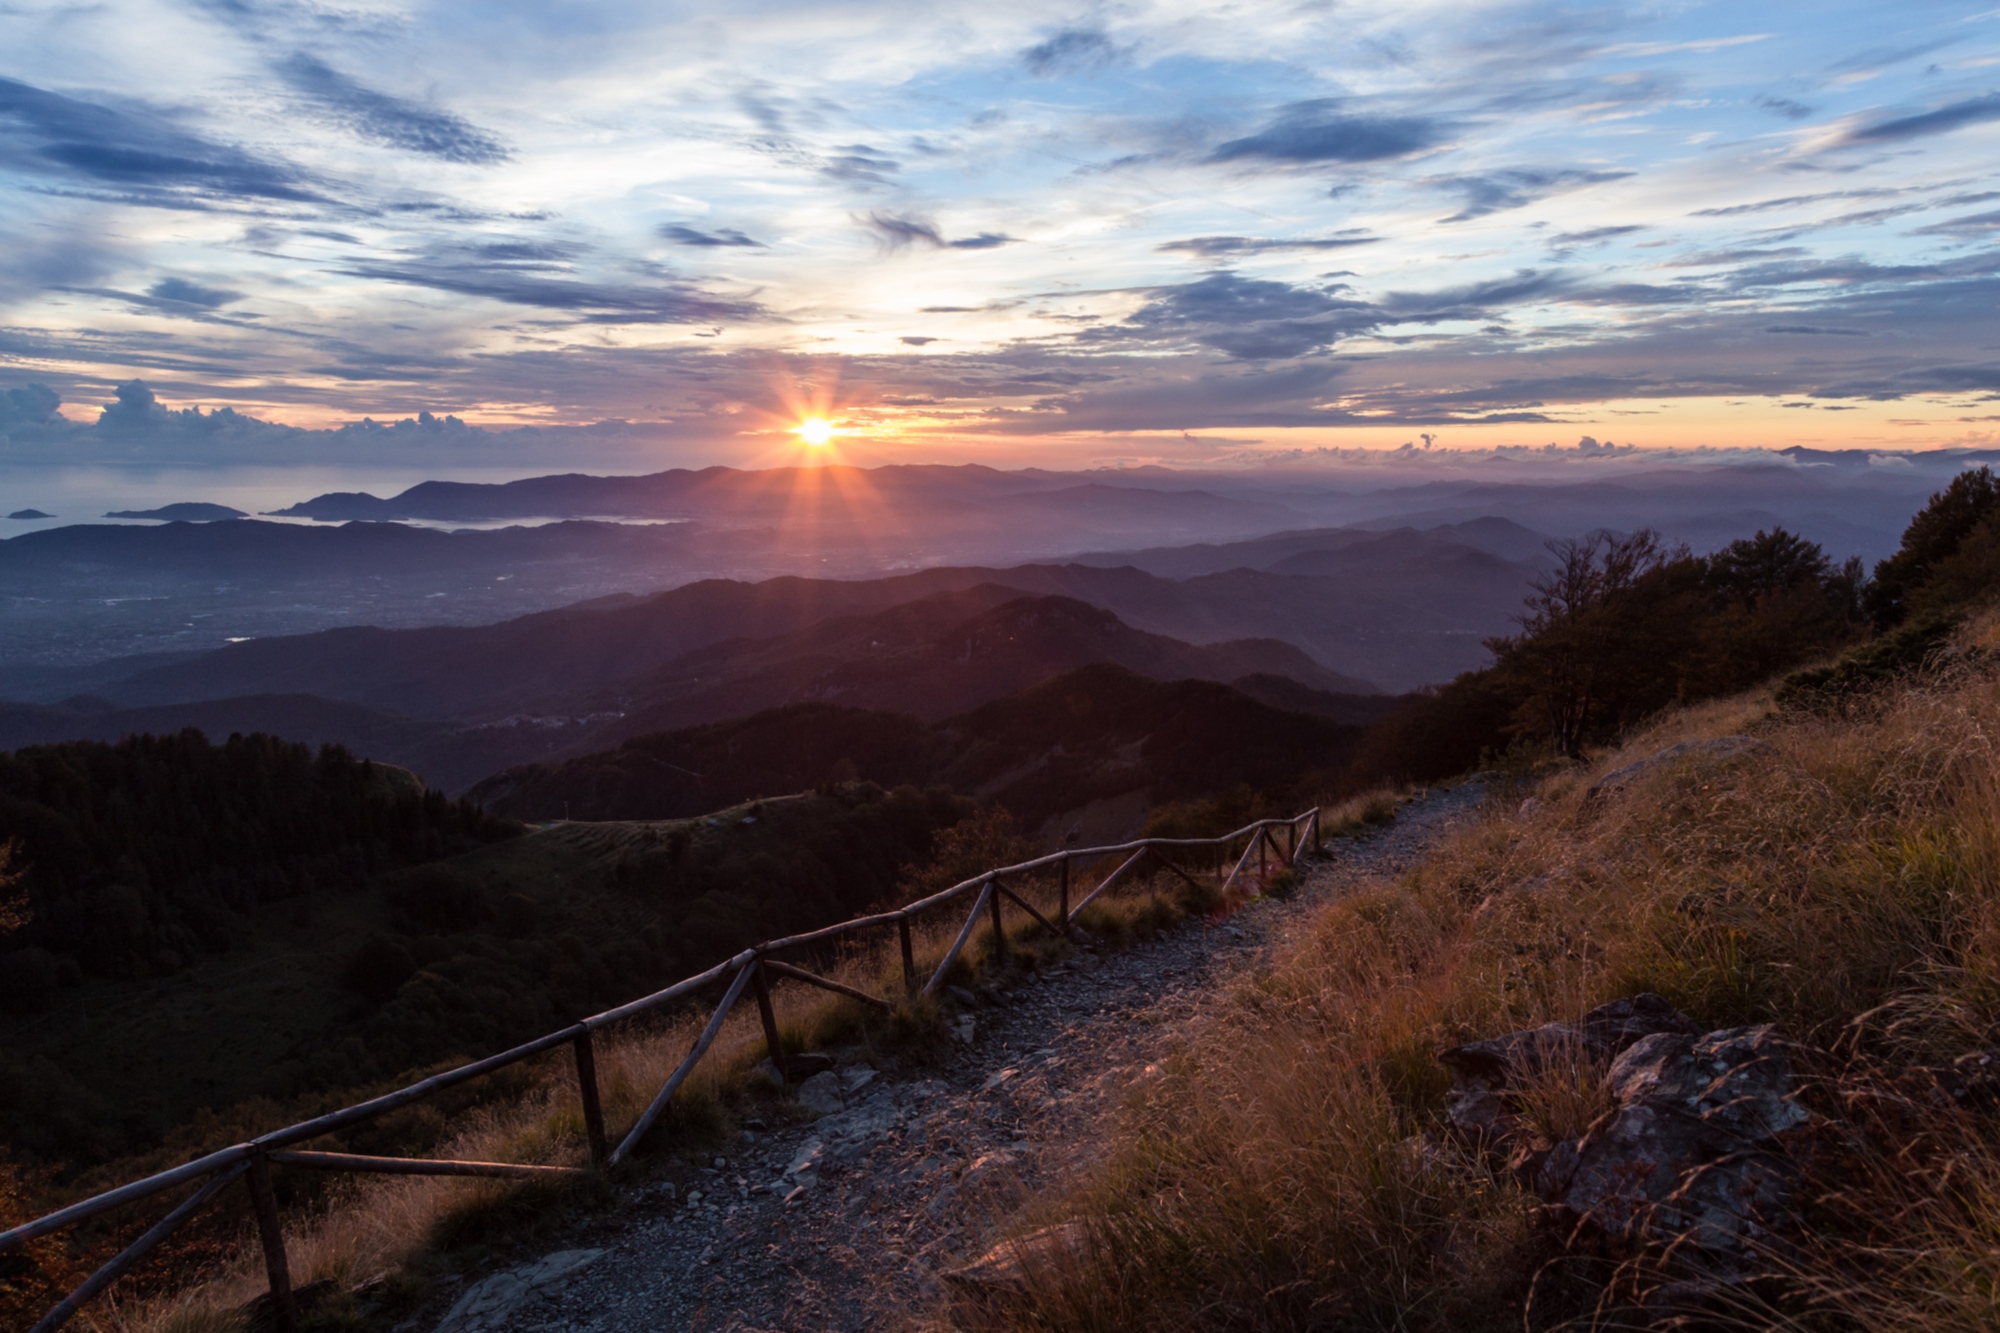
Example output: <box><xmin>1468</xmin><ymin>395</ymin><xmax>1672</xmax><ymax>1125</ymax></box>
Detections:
<box><xmin>0</xmin><ymin>732</ymin><xmax>515</xmax><ymax>997</ymax></box>
<box><xmin>467</xmin><ymin>663</ymin><xmax>1366</xmax><ymax>827</ymax></box>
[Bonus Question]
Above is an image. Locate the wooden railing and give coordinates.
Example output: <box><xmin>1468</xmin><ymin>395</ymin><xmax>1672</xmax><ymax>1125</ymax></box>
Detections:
<box><xmin>0</xmin><ymin>807</ymin><xmax>1321</xmax><ymax>1332</ymax></box>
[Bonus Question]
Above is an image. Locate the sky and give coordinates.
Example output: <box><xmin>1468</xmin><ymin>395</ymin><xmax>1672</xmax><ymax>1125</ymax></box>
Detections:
<box><xmin>2</xmin><ymin>0</ymin><xmax>1999</xmax><ymax>470</ymax></box>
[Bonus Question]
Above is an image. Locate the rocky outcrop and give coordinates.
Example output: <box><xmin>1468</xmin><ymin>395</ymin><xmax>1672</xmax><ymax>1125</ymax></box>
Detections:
<box><xmin>1440</xmin><ymin>995</ymin><xmax>1808</xmax><ymax>1257</ymax></box>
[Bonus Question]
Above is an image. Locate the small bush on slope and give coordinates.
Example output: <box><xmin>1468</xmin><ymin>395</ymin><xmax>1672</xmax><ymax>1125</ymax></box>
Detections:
<box><xmin>943</xmin><ymin>626</ymin><xmax>2000</xmax><ymax>1332</ymax></box>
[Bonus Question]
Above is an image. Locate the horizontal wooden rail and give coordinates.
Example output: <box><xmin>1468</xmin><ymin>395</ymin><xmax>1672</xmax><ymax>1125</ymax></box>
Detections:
<box><xmin>6</xmin><ymin>805</ymin><xmax>1323</xmax><ymax>1329</ymax></box>
<box><xmin>266</xmin><ymin>1151</ymin><xmax>583</xmax><ymax>1180</ymax></box>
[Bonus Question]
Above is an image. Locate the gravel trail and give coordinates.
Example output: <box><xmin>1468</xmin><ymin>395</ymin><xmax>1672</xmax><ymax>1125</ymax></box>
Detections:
<box><xmin>430</xmin><ymin>785</ymin><xmax>1486</xmax><ymax>1333</ymax></box>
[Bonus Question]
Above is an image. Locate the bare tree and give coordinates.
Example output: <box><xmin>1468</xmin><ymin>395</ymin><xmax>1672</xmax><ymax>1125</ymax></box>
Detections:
<box><xmin>1495</xmin><ymin>530</ymin><xmax>1668</xmax><ymax>758</ymax></box>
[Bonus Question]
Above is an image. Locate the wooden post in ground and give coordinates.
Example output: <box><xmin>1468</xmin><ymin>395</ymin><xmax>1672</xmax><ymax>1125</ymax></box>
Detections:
<box><xmin>987</xmin><ymin>878</ymin><xmax>1007</xmax><ymax>967</ymax></box>
<box><xmin>1258</xmin><ymin>829</ymin><xmax>1269</xmax><ymax>880</ymax></box>
<box><xmin>1313</xmin><ymin>808</ymin><xmax>1322</xmax><ymax>854</ymax></box>
<box><xmin>1058</xmin><ymin>856</ymin><xmax>1070</xmax><ymax>927</ymax></box>
<box><xmin>246</xmin><ymin>1151</ymin><xmax>297</xmax><ymax>1333</ymax></box>
<box><xmin>898</xmin><ymin>918</ymin><xmax>916</xmax><ymax>995</ymax></box>
<box><xmin>571</xmin><ymin>1030</ymin><xmax>608</xmax><ymax>1167</ymax></box>
<box><xmin>750</xmin><ymin>964</ymin><xmax>788</xmax><ymax>1083</ymax></box>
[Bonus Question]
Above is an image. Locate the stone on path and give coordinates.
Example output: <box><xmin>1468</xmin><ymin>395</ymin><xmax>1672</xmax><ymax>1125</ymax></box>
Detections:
<box><xmin>944</xmin><ymin>1223</ymin><xmax>1087</xmax><ymax>1298</ymax></box>
<box><xmin>799</xmin><ymin>1069</ymin><xmax>845</xmax><ymax>1114</ymax></box>
<box><xmin>434</xmin><ymin>1248</ymin><xmax>604</xmax><ymax>1332</ymax></box>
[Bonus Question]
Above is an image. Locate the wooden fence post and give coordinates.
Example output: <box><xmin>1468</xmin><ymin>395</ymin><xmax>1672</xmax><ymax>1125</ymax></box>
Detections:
<box><xmin>898</xmin><ymin>917</ymin><xmax>916</xmax><ymax>995</ymax></box>
<box><xmin>246</xmin><ymin>1151</ymin><xmax>297</xmax><ymax>1333</ymax></box>
<box><xmin>1058</xmin><ymin>855</ymin><xmax>1070</xmax><ymax>926</ymax></box>
<box><xmin>571</xmin><ymin>1030</ymin><xmax>608</xmax><ymax>1167</ymax></box>
<box><xmin>1258</xmin><ymin>829</ymin><xmax>1269</xmax><ymax>880</ymax></box>
<box><xmin>1313</xmin><ymin>808</ymin><xmax>1322</xmax><ymax>853</ymax></box>
<box><xmin>987</xmin><ymin>878</ymin><xmax>1007</xmax><ymax>966</ymax></box>
<box><xmin>750</xmin><ymin>964</ymin><xmax>789</xmax><ymax>1083</ymax></box>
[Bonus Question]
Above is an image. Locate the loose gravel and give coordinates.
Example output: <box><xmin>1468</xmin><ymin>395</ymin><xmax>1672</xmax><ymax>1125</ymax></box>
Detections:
<box><xmin>421</xmin><ymin>784</ymin><xmax>1487</xmax><ymax>1333</ymax></box>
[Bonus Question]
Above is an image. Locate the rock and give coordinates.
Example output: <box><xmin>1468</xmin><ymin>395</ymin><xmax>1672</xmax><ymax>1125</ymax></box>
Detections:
<box><xmin>752</xmin><ymin>1051</ymin><xmax>836</xmax><ymax>1086</ymax></box>
<box><xmin>952</xmin><ymin>1014</ymin><xmax>977</xmax><ymax>1044</ymax></box>
<box><xmin>946</xmin><ymin>984</ymin><xmax>980</xmax><ymax>1007</ymax></box>
<box><xmin>943</xmin><ymin>1222</ymin><xmax>1086</xmax><ymax>1297</ymax></box>
<box><xmin>1544</xmin><ymin>1025</ymin><xmax>1807</xmax><ymax>1253</ymax></box>
<box><xmin>1518</xmin><ymin>797</ymin><xmax>1541</xmax><ymax>818</ymax></box>
<box><xmin>433</xmin><ymin>1249</ymin><xmax>604</xmax><ymax>1332</ymax></box>
<box><xmin>1438</xmin><ymin>993</ymin><xmax>1703</xmax><ymax>1138</ymax></box>
<box><xmin>787</xmin><ymin>1140</ymin><xmax>824</xmax><ymax>1182</ymax></box>
<box><xmin>1587</xmin><ymin>736</ymin><xmax>1772</xmax><ymax>799</ymax></box>
<box><xmin>959</xmin><ymin>1150</ymin><xmax>1019</xmax><ymax>1192</ymax></box>
<box><xmin>1438</xmin><ymin>999</ymin><xmax>1807</xmax><ymax>1258</ymax></box>
<box><xmin>839</xmin><ymin>1066</ymin><xmax>878</xmax><ymax>1095</ymax></box>
<box><xmin>816</xmin><ymin>1093</ymin><xmax>903</xmax><ymax>1157</ymax></box>
<box><xmin>798</xmin><ymin>1070</ymin><xmax>845</xmax><ymax>1114</ymax></box>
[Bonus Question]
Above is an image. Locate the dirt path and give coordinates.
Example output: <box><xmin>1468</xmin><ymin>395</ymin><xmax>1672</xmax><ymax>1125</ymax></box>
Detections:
<box><xmin>432</xmin><ymin>784</ymin><xmax>1487</xmax><ymax>1333</ymax></box>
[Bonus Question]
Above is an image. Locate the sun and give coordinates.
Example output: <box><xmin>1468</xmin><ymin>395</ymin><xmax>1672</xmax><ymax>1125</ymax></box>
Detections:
<box><xmin>792</xmin><ymin>416</ymin><xmax>834</xmax><ymax>447</ymax></box>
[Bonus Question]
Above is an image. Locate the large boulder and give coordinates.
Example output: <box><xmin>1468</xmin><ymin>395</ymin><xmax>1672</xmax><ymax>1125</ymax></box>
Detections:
<box><xmin>1438</xmin><ymin>994</ymin><xmax>1702</xmax><ymax>1142</ymax></box>
<box><xmin>1438</xmin><ymin>996</ymin><xmax>1807</xmax><ymax>1256</ymax></box>
<box><xmin>1538</xmin><ymin>1026</ymin><xmax>1807</xmax><ymax>1252</ymax></box>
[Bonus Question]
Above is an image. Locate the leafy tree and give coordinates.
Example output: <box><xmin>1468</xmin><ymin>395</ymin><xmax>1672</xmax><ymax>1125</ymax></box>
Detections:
<box><xmin>1867</xmin><ymin>466</ymin><xmax>2000</xmax><ymax>629</ymax></box>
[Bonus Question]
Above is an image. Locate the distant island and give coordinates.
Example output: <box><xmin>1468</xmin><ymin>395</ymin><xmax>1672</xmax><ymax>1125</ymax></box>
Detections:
<box><xmin>6</xmin><ymin>508</ymin><xmax>53</xmax><ymax>519</ymax></box>
<box><xmin>104</xmin><ymin>502</ymin><xmax>247</xmax><ymax>521</ymax></box>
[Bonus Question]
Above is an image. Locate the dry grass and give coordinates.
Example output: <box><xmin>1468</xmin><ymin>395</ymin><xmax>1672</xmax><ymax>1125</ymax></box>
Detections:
<box><xmin>938</xmin><ymin>625</ymin><xmax>2000</xmax><ymax>1332</ymax></box>
<box><xmin>61</xmin><ymin>828</ymin><xmax>1306</xmax><ymax>1332</ymax></box>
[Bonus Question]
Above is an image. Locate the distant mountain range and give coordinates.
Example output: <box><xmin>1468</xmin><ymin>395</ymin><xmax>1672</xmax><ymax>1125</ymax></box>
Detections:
<box><xmin>0</xmin><ymin>588</ymin><xmax>1395</xmax><ymax>791</ymax></box>
<box><xmin>467</xmin><ymin>662</ymin><xmax>1370</xmax><ymax>828</ymax></box>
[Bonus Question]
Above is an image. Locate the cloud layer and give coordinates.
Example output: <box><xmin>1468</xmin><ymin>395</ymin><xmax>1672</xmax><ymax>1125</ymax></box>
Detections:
<box><xmin>0</xmin><ymin>0</ymin><xmax>1996</xmax><ymax>463</ymax></box>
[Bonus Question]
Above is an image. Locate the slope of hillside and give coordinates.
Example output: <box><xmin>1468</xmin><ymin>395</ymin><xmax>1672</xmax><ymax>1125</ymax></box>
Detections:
<box><xmin>952</xmin><ymin>631</ymin><xmax>2000</xmax><ymax>1332</ymax></box>
<box><xmin>0</xmin><ymin>778</ymin><xmax>964</xmax><ymax>1170</ymax></box>
<box><xmin>592</xmin><ymin>592</ymin><xmax>1375</xmax><ymax>742</ymax></box>
<box><xmin>467</xmin><ymin>663</ymin><xmax>1364</xmax><ymax>828</ymax></box>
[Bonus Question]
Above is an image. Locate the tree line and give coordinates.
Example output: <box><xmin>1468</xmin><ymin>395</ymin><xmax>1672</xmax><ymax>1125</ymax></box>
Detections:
<box><xmin>1350</xmin><ymin>468</ymin><xmax>2000</xmax><ymax>787</ymax></box>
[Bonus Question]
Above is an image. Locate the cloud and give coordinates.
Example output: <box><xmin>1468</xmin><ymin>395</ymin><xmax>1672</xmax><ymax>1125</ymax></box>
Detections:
<box><xmin>659</xmin><ymin>224</ymin><xmax>765</xmax><ymax>248</ymax></box>
<box><xmin>821</xmin><ymin>145</ymin><xmax>900</xmax><ymax>184</ymax></box>
<box><xmin>1432</xmin><ymin>168</ymin><xmax>1633</xmax><ymax>222</ymax></box>
<box><xmin>1087</xmin><ymin>272</ymin><xmax>1376</xmax><ymax>360</ymax></box>
<box><xmin>274</xmin><ymin>54</ymin><xmax>508</xmax><ymax>164</ymax></box>
<box><xmin>146</xmin><ymin>277</ymin><xmax>242</xmax><ymax>308</ymax></box>
<box><xmin>1756</xmin><ymin>95</ymin><xmax>1815</xmax><ymax>120</ymax></box>
<box><xmin>1157</xmin><ymin>235</ymin><xmax>1381</xmax><ymax>257</ymax></box>
<box><xmin>1765</xmin><ymin>324</ymin><xmax>1869</xmax><ymax>335</ymax></box>
<box><xmin>861</xmin><ymin>212</ymin><xmax>1016</xmax><ymax>251</ymax></box>
<box><xmin>336</xmin><ymin>238</ymin><xmax>763</xmax><ymax>324</ymax></box>
<box><xmin>1208</xmin><ymin>99</ymin><xmax>1448</xmax><ymax>165</ymax></box>
<box><xmin>1837</xmin><ymin>92</ymin><xmax>2000</xmax><ymax>145</ymax></box>
<box><xmin>1022</xmin><ymin>29</ymin><xmax>1122</xmax><ymax>77</ymax></box>
<box><xmin>1549</xmin><ymin>224</ymin><xmax>1645</xmax><ymax>246</ymax></box>
<box><xmin>0</xmin><ymin>75</ymin><xmax>325</xmax><ymax>207</ymax></box>
<box><xmin>1914</xmin><ymin>209</ymin><xmax>2000</xmax><ymax>238</ymax></box>
<box><xmin>1690</xmin><ymin>188</ymin><xmax>1902</xmax><ymax>217</ymax></box>
<box><xmin>900</xmin><ymin>335</ymin><xmax>939</xmax><ymax>345</ymax></box>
